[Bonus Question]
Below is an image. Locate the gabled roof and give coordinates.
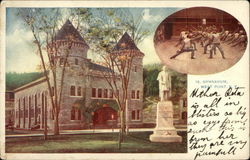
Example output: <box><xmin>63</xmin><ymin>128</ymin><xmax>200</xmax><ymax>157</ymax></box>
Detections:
<box><xmin>55</xmin><ymin>20</ymin><xmax>88</xmax><ymax>46</ymax></box>
<box><xmin>113</xmin><ymin>32</ymin><xmax>140</xmax><ymax>52</ymax></box>
<box><xmin>14</xmin><ymin>77</ymin><xmax>47</xmax><ymax>93</ymax></box>
<box><xmin>89</xmin><ymin>62</ymin><xmax>113</xmax><ymax>72</ymax></box>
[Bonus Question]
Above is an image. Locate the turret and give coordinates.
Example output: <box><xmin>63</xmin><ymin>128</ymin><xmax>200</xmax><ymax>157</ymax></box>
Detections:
<box><xmin>112</xmin><ymin>32</ymin><xmax>144</xmax><ymax>86</ymax></box>
<box><xmin>48</xmin><ymin>20</ymin><xmax>89</xmax><ymax>71</ymax></box>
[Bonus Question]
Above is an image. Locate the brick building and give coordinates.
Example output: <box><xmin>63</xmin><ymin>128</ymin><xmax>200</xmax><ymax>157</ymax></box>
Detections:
<box><xmin>14</xmin><ymin>20</ymin><xmax>144</xmax><ymax>130</ymax></box>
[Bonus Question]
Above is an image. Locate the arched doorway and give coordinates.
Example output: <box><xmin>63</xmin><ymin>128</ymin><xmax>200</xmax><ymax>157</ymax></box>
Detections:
<box><xmin>93</xmin><ymin>106</ymin><xmax>118</xmax><ymax>128</ymax></box>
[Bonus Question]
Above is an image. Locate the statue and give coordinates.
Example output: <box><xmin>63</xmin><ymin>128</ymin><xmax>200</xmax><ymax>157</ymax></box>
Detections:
<box><xmin>157</xmin><ymin>66</ymin><xmax>171</xmax><ymax>101</ymax></box>
<box><xmin>149</xmin><ymin>65</ymin><xmax>182</xmax><ymax>143</ymax></box>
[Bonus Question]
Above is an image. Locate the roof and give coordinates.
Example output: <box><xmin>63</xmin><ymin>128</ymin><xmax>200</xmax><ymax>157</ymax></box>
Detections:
<box><xmin>89</xmin><ymin>62</ymin><xmax>113</xmax><ymax>72</ymax></box>
<box><xmin>113</xmin><ymin>32</ymin><xmax>140</xmax><ymax>52</ymax></box>
<box><xmin>14</xmin><ymin>77</ymin><xmax>47</xmax><ymax>93</ymax></box>
<box><xmin>55</xmin><ymin>20</ymin><xmax>88</xmax><ymax>46</ymax></box>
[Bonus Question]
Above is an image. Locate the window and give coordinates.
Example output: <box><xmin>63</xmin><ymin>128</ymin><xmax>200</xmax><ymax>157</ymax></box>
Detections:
<box><xmin>132</xmin><ymin>110</ymin><xmax>136</xmax><ymax>120</ymax></box>
<box><xmin>59</xmin><ymin>58</ymin><xmax>64</xmax><ymax>65</ymax></box>
<box><xmin>25</xmin><ymin>110</ymin><xmax>28</xmax><ymax>118</ymax></box>
<box><xmin>71</xmin><ymin>107</ymin><xmax>81</xmax><ymax>120</ymax></box>
<box><xmin>131</xmin><ymin>110</ymin><xmax>140</xmax><ymax>120</ymax></box>
<box><xmin>104</xmin><ymin>89</ymin><xmax>108</xmax><ymax>98</ymax></box>
<box><xmin>77</xmin><ymin>87</ymin><xmax>81</xmax><ymax>96</ymax></box>
<box><xmin>75</xmin><ymin>58</ymin><xmax>79</xmax><ymax>65</ymax></box>
<box><xmin>136</xmin><ymin>90</ymin><xmax>140</xmax><ymax>99</ymax></box>
<box><xmin>109</xmin><ymin>89</ymin><xmax>113</xmax><ymax>98</ymax></box>
<box><xmin>20</xmin><ymin>110</ymin><xmax>24</xmax><ymax>118</ymax></box>
<box><xmin>23</xmin><ymin>98</ymin><xmax>26</xmax><ymax>118</ymax></box>
<box><xmin>71</xmin><ymin>107</ymin><xmax>75</xmax><ymax>120</ymax></box>
<box><xmin>131</xmin><ymin>90</ymin><xmax>135</xmax><ymax>99</ymax></box>
<box><xmin>78</xmin><ymin>109</ymin><xmax>81</xmax><ymax>120</ymax></box>
<box><xmin>183</xmin><ymin>99</ymin><xmax>187</xmax><ymax>107</ymax></box>
<box><xmin>29</xmin><ymin>96</ymin><xmax>31</xmax><ymax>112</ymax></box>
<box><xmin>137</xmin><ymin>110</ymin><xmax>140</xmax><ymax>120</ymax></box>
<box><xmin>70</xmin><ymin>86</ymin><xmax>76</xmax><ymax>96</ymax></box>
<box><xmin>92</xmin><ymin>88</ymin><xmax>96</xmax><ymax>97</ymax></box>
<box><xmin>18</xmin><ymin>99</ymin><xmax>20</xmax><ymax>121</ymax></box>
<box><xmin>98</xmin><ymin>89</ymin><xmax>102</xmax><ymax>98</ymax></box>
<box><xmin>134</xmin><ymin>66</ymin><xmax>137</xmax><ymax>72</ymax></box>
<box><xmin>31</xmin><ymin>109</ymin><xmax>34</xmax><ymax>118</ymax></box>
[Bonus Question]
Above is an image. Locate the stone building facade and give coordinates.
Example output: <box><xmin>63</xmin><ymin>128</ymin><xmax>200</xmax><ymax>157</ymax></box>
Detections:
<box><xmin>14</xmin><ymin>20</ymin><xmax>144</xmax><ymax>130</ymax></box>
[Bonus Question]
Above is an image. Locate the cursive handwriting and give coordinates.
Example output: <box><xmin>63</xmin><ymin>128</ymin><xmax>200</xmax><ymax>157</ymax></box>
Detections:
<box><xmin>190</xmin><ymin>87</ymin><xmax>220</xmax><ymax>98</ymax></box>
<box><xmin>189</xmin><ymin>85</ymin><xmax>247</xmax><ymax>160</ymax></box>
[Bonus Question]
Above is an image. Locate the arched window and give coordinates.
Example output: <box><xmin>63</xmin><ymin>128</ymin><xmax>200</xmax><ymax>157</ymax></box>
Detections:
<box><xmin>92</xmin><ymin>88</ymin><xmax>96</xmax><ymax>97</ymax></box>
<box><xmin>71</xmin><ymin>107</ymin><xmax>75</xmax><ymax>120</ymax></box>
<box><xmin>137</xmin><ymin>110</ymin><xmax>140</xmax><ymax>120</ymax></box>
<box><xmin>77</xmin><ymin>87</ymin><xmax>81</xmax><ymax>96</ymax></box>
<box><xmin>131</xmin><ymin>90</ymin><xmax>135</xmax><ymax>99</ymax></box>
<box><xmin>132</xmin><ymin>110</ymin><xmax>140</xmax><ymax>120</ymax></box>
<box><xmin>98</xmin><ymin>89</ymin><xmax>102</xmax><ymax>98</ymax></box>
<box><xmin>59</xmin><ymin>58</ymin><xmax>64</xmax><ymax>65</ymax></box>
<box><xmin>18</xmin><ymin>99</ymin><xmax>20</xmax><ymax>126</ymax></box>
<box><xmin>70</xmin><ymin>86</ymin><xmax>76</xmax><ymax>96</ymax></box>
<box><xmin>134</xmin><ymin>66</ymin><xmax>137</xmax><ymax>72</ymax></box>
<box><xmin>109</xmin><ymin>89</ymin><xmax>113</xmax><ymax>98</ymax></box>
<box><xmin>35</xmin><ymin>94</ymin><xmax>37</xmax><ymax>124</ymax></box>
<box><xmin>104</xmin><ymin>89</ymin><xmax>108</xmax><ymax>98</ymax></box>
<box><xmin>136</xmin><ymin>90</ymin><xmax>140</xmax><ymax>99</ymax></box>
<box><xmin>78</xmin><ymin>109</ymin><xmax>81</xmax><ymax>120</ymax></box>
<box><xmin>41</xmin><ymin>93</ymin><xmax>44</xmax><ymax>128</ymax></box>
<box><xmin>132</xmin><ymin>110</ymin><xmax>136</xmax><ymax>120</ymax></box>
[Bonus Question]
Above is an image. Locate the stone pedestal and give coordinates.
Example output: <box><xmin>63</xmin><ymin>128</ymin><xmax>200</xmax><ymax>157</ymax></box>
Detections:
<box><xmin>150</xmin><ymin>101</ymin><xmax>182</xmax><ymax>142</ymax></box>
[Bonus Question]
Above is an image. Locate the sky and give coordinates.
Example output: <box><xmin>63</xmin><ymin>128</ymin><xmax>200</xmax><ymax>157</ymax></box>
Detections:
<box><xmin>6</xmin><ymin>7</ymin><xmax>181</xmax><ymax>73</ymax></box>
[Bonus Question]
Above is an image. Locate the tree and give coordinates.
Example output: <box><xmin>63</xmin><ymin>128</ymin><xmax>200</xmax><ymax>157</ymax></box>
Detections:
<box><xmin>143</xmin><ymin>63</ymin><xmax>187</xmax><ymax>104</ymax></box>
<box><xmin>17</xmin><ymin>8</ymin><xmax>72</xmax><ymax>136</ymax></box>
<box><xmin>74</xmin><ymin>8</ymin><xmax>150</xmax><ymax>149</ymax></box>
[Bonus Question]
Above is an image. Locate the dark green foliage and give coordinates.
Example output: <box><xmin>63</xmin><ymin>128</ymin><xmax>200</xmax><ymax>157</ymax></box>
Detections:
<box><xmin>143</xmin><ymin>63</ymin><xmax>187</xmax><ymax>104</ymax></box>
<box><xmin>170</xmin><ymin>71</ymin><xmax>187</xmax><ymax>103</ymax></box>
<box><xmin>6</xmin><ymin>72</ymin><xmax>44</xmax><ymax>90</ymax></box>
<box><xmin>73</xmin><ymin>98</ymin><xmax>92</xmax><ymax>124</ymax></box>
<box><xmin>143</xmin><ymin>64</ymin><xmax>162</xmax><ymax>97</ymax></box>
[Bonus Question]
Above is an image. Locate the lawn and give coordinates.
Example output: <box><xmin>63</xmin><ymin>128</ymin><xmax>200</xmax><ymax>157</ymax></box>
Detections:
<box><xmin>6</xmin><ymin>131</ymin><xmax>187</xmax><ymax>153</ymax></box>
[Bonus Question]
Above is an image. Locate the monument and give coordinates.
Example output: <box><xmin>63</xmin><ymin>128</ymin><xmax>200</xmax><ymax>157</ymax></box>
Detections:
<box><xmin>150</xmin><ymin>66</ymin><xmax>182</xmax><ymax>142</ymax></box>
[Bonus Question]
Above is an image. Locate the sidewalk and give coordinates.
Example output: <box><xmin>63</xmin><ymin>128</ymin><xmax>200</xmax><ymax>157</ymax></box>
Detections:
<box><xmin>6</xmin><ymin>127</ymin><xmax>187</xmax><ymax>138</ymax></box>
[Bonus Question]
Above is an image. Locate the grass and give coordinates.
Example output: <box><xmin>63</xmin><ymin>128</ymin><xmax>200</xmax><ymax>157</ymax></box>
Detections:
<box><xmin>6</xmin><ymin>131</ymin><xmax>187</xmax><ymax>153</ymax></box>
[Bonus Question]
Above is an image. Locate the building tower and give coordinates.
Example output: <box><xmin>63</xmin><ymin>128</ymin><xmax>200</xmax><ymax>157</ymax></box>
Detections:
<box><xmin>49</xmin><ymin>20</ymin><xmax>89</xmax><ymax>130</ymax></box>
<box><xmin>112</xmin><ymin>32</ymin><xmax>144</xmax><ymax>127</ymax></box>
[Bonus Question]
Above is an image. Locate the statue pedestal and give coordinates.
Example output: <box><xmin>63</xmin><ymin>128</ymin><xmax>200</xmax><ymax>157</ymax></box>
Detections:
<box><xmin>150</xmin><ymin>101</ymin><xmax>182</xmax><ymax>142</ymax></box>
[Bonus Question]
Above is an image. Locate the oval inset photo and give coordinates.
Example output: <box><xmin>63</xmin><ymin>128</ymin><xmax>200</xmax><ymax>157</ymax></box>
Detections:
<box><xmin>154</xmin><ymin>7</ymin><xmax>247</xmax><ymax>75</ymax></box>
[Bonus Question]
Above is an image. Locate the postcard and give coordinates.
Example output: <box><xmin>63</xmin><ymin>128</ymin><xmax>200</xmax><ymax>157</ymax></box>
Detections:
<box><xmin>0</xmin><ymin>1</ymin><xmax>249</xmax><ymax>160</ymax></box>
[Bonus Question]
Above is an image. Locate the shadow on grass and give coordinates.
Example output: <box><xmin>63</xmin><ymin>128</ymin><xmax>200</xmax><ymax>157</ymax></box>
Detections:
<box><xmin>6</xmin><ymin>131</ymin><xmax>187</xmax><ymax>153</ymax></box>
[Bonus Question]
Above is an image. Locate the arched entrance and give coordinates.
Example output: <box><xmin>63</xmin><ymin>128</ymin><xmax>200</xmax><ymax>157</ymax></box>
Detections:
<box><xmin>93</xmin><ymin>106</ymin><xmax>118</xmax><ymax>128</ymax></box>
